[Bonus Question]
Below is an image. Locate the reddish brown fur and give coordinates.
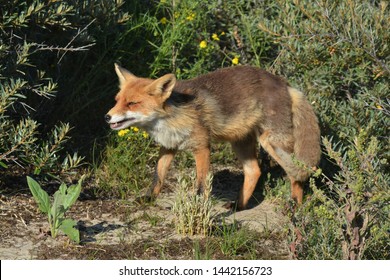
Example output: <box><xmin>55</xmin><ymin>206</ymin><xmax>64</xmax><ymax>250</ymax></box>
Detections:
<box><xmin>106</xmin><ymin>65</ymin><xmax>321</xmax><ymax>210</ymax></box>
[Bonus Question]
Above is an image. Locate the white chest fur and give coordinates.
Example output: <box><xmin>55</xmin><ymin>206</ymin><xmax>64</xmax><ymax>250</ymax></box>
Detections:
<box><xmin>147</xmin><ymin>119</ymin><xmax>192</xmax><ymax>150</ymax></box>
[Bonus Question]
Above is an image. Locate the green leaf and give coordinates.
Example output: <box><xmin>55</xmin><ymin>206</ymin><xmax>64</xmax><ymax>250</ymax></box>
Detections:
<box><xmin>51</xmin><ymin>190</ymin><xmax>65</xmax><ymax>222</ymax></box>
<box><xmin>60</xmin><ymin>219</ymin><xmax>80</xmax><ymax>244</ymax></box>
<box><xmin>0</xmin><ymin>161</ymin><xmax>8</xmax><ymax>169</ymax></box>
<box><xmin>27</xmin><ymin>176</ymin><xmax>50</xmax><ymax>214</ymax></box>
<box><xmin>62</xmin><ymin>180</ymin><xmax>81</xmax><ymax>211</ymax></box>
<box><xmin>58</xmin><ymin>182</ymin><xmax>67</xmax><ymax>195</ymax></box>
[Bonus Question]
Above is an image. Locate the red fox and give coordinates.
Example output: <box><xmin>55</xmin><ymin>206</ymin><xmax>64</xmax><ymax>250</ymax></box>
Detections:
<box><xmin>105</xmin><ymin>64</ymin><xmax>321</xmax><ymax>210</ymax></box>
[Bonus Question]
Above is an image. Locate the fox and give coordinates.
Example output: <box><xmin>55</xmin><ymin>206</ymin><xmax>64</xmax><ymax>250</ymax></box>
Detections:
<box><xmin>105</xmin><ymin>64</ymin><xmax>321</xmax><ymax>210</ymax></box>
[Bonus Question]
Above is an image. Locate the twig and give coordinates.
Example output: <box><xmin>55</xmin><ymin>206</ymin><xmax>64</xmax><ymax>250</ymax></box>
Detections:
<box><xmin>35</xmin><ymin>43</ymin><xmax>95</xmax><ymax>53</ymax></box>
<box><xmin>58</xmin><ymin>19</ymin><xmax>97</xmax><ymax>63</ymax></box>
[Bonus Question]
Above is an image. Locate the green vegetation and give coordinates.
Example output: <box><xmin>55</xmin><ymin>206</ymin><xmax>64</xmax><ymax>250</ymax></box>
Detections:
<box><xmin>1</xmin><ymin>0</ymin><xmax>388</xmax><ymax>259</ymax></box>
<box><xmin>94</xmin><ymin>126</ymin><xmax>158</xmax><ymax>198</ymax></box>
<box><xmin>27</xmin><ymin>176</ymin><xmax>82</xmax><ymax>243</ymax></box>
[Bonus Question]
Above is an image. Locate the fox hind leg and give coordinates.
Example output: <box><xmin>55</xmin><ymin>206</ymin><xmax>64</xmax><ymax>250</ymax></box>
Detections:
<box><xmin>231</xmin><ymin>134</ymin><xmax>261</xmax><ymax>210</ymax></box>
<box><xmin>193</xmin><ymin>146</ymin><xmax>211</xmax><ymax>196</ymax></box>
<box><xmin>290</xmin><ymin>178</ymin><xmax>304</xmax><ymax>205</ymax></box>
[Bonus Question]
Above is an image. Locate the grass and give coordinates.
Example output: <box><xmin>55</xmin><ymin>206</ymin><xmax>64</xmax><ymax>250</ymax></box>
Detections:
<box><xmin>172</xmin><ymin>174</ymin><xmax>215</xmax><ymax>236</ymax></box>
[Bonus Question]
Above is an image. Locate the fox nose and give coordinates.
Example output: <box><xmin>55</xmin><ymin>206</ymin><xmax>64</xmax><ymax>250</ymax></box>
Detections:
<box><xmin>104</xmin><ymin>114</ymin><xmax>111</xmax><ymax>123</ymax></box>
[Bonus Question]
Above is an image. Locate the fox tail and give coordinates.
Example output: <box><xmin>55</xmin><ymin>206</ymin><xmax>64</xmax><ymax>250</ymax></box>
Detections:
<box><xmin>276</xmin><ymin>87</ymin><xmax>321</xmax><ymax>181</ymax></box>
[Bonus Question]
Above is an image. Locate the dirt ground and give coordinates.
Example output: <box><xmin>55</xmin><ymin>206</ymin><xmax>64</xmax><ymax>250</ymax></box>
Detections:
<box><xmin>0</xmin><ymin>169</ymin><xmax>291</xmax><ymax>260</ymax></box>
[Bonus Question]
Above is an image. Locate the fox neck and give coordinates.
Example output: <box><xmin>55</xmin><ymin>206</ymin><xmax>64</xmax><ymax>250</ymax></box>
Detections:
<box><xmin>146</xmin><ymin>117</ymin><xmax>192</xmax><ymax>150</ymax></box>
<box><xmin>143</xmin><ymin>89</ymin><xmax>196</xmax><ymax>149</ymax></box>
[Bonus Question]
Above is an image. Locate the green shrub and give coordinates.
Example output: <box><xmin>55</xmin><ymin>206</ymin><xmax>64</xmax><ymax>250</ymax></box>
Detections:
<box><xmin>0</xmin><ymin>1</ymin><xmax>85</xmax><ymax>178</ymax></box>
<box><xmin>290</xmin><ymin>133</ymin><xmax>389</xmax><ymax>259</ymax></box>
<box><xmin>144</xmin><ymin>0</ymin><xmax>275</xmax><ymax>78</ymax></box>
<box><xmin>256</xmin><ymin>0</ymin><xmax>389</xmax><ymax>259</ymax></box>
<box><xmin>94</xmin><ymin>127</ymin><xmax>158</xmax><ymax>198</ymax></box>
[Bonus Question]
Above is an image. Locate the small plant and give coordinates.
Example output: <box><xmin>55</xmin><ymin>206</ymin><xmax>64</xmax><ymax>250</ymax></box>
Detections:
<box><xmin>94</xmin><ymin>127</ymin><xmax>158</xmax><ymax>198</ymax></box>
<box><xmin>27</xmin><ymin>176</ymin><xmax>83</xmax><ymax>243</ymax></box>
<box><xmin>172</xmin><ymin>173</ymin><xmax>215</xmax><ymax>236</ymax></box>
<box><xmin>216</xmin><ymin>220</ymin><xmax>256</xmax><ymax>258</ymax></box>
<box><xmin>193</xmin><ymin>239</ymin><xmax>216</xmax><ymax>260</ymax></box>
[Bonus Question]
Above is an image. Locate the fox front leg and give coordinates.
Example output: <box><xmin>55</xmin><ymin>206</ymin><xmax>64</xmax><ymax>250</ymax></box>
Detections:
<box><xmin>138</xmin><ymin>147</ymin><xmax>176</xmax><ymax>204</ymax></box>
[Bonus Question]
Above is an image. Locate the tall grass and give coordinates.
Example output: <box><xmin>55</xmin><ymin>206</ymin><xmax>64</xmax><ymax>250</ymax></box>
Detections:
<box><xmin>172</xmin><ymin>174</ymin><xmax>215</xmax><ymax>236</ymax></box>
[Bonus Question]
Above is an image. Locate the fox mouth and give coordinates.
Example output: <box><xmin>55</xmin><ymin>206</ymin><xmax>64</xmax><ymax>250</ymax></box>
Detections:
<box><xmin>109</xmin><ymin>118</ymin><xmax>134</xmax><ymax>130</ymax></box>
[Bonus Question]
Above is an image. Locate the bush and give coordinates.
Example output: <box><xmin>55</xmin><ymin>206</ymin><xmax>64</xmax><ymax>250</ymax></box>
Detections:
<box><xmin>94</xmin><ymin>127</ymin><xmax>158</xmax><ymax>198</ymax></box>
<box><xmin>256</xmin><ymin>0</ymin><xmax>389</xmax><ymax>259</ymax></box>
<box><xmin>290</xmin><ymin>134</ymin><xmax>389</xmax><ymax>259</ymax></box>
<box><xmin>0</xmin><ymin>1</ymin><xmax>86</xmax><ymax>178</ymax></box>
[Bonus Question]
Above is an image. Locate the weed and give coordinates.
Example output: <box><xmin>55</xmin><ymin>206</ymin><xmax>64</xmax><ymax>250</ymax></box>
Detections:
<box><xmin>172</xmin><ymin>173</ymin><xmax>215</xmax><ymax>236</ymax></box>
<box><xmin>216</xmin><ymin>220</ymin><xmax>257</xmax><ymax>258</ymax></box>
<box><xmin>193</xmin><ymin>239</ymin><xmax>216</xmax><ymax>260</ymax></box>
<box><xmin>94</xmin><ymin>127</ymin><xmax>158</xmax><ymax>198</ymax></box>
<box><xmin>142</xmin><ymin>212</ymin><xmax>163</xmax><ymax>227</ymax></box>
<box><xmin>27</xmin><ymin>176</ymin><xmax>83</xmax><ymax>243</ymax></box>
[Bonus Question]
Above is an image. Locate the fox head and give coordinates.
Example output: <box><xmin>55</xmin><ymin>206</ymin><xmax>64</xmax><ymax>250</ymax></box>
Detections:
<box><xmin>105</xmin><ymin>64</ymin><xmax>176</xmax><ymax>130</ymax></box>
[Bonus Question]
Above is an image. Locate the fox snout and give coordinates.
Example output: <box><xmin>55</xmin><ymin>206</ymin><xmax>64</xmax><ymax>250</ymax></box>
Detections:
<box><xmin>104</xmin><ymin>112</ymin><xmax>135</xmax><ymax>130</ymax></box>
<box><xmin>104</xmin><ymin>114</ymin><xmax>112</xmax><ymax>123</ymax></box>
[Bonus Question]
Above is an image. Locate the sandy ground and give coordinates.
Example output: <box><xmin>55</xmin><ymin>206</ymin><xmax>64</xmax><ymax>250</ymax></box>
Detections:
<box><xmin>0</xmin><ymin>169</ymin><xmax>290</xmax><ymax>260</ymax></box>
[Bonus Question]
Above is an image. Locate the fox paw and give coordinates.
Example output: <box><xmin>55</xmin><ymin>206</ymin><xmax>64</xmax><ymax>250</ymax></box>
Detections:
<box><xmin>223</xmin><ymin>201</ymin><xmax>243</xmax><ymax>211</ymax></box>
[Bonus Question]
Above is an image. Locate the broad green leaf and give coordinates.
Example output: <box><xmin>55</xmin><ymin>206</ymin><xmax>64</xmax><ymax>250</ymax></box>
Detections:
<box><xmin>60</xmin><ymin>219</ymin><xmax>80</xmax><ymax>244</ymax></box>
<box><xmin>27</xmin><ymin>176</ymin><xmax>50</xmax><ymax>214</ymax></box>
<box><xmin>58</xmin><ymin>182</ymin><xmax>67</xmax><ymax>195</ymax></box>
<box><xmin>51</xmin><ymin>190</ymin><xmax>65</xmax><ymax>222</ymax></box>
<box><xmin>62</xmin><ymin>181</ymin><xmax>81</xmax><ymax>211</ymax></box>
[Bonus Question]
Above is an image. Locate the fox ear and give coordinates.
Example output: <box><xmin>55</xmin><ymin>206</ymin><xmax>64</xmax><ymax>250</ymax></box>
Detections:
<box><xmin>114</xmin><ymin>63</ymin><xmax>136</xmax><ymax>88</ymax></box>
<box><xmin>150</xmin><ymin>74</ymin><xmax>176</xmax><ymax>101</ymax></box>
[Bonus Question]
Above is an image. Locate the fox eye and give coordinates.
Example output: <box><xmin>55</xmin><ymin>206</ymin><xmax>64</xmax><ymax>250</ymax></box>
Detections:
<box><xmin>127</xmin><ymin>101</ymin><xmax>139</xmax><ymax>107</ymax></box>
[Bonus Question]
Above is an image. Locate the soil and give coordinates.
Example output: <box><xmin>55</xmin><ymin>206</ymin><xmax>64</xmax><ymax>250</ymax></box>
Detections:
<box><xmin>0</xmin><ymin>168</ymin><xmax>291</xmax><ymax>260</ymax></box>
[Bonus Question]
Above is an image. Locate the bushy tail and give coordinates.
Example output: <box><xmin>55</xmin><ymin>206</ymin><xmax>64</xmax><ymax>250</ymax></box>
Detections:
<box><xmin>277</xmin><ymin>87</ymin><xmax>321</xmax><ymax>181</ymax></box>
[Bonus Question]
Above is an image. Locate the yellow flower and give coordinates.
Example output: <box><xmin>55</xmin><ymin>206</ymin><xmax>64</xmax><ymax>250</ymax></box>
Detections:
<box><xmin>131</xmin><ymin>126</ymin><xmax>139</xmax><ymax>132</ymax></box>
<box><xmin>142</xmin><ymin>131</ymin><xmax>149</xmax><ymax>138</ymax></box>
<box><xmin>232</xmin><ymin>56</ymin><xmax>239</xmax><ymax>65</ymax></box>
<box><xmin>199</xmin><ymin>40</ymin><xmax>207</xmax><ymax>49</ymax></box>
<box><xmin>212</xmin><ymin>33</ymin><xmax>220</xmax><ymax>41</ymax></box>
<box><xmin>220</xmin><ymin>31</ymin><xmax>226</xmax><ymax>36</ymax></box>
<box><xmin>118</xmin><ymin>129</ymin><xmax>130</xmax><ymax>137</ymax></box>
<box><xmin>186</xmin><ymin>12</ymin><xmax>195</xmax><ymax>21</ymax></box>
<box><xmin>376</xmin><ymin>104</ymin><xmax>383</xmax><ymax>110</ymax></box>
<box><xmin>160</xmin><ymin>17</ymin><xmax>168</xmax><ymax>24</ymax></box>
